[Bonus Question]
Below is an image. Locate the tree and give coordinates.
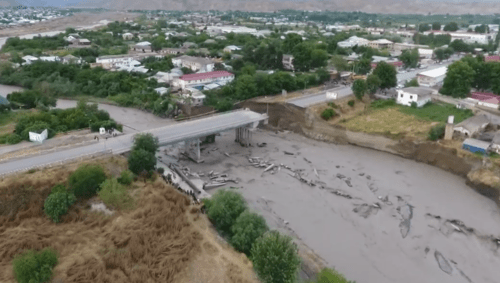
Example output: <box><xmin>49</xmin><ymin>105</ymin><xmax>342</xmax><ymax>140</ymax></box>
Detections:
<box><xmin>440</xmin><ymin>61</ymin><xmax>475</xmax><ymax>98</ymax></box>
<box><xmin>405</xmin><ymin>78</ymin><xmax>419</xmax><ymax>87</ymax></box>
<box><xmin>372</xmin><ymin>61</ymin><xmax>397</xmax><ymax>89</ymax></box>
<box><xmin>214</xmin><ymin>62</ymin><xmax>226</xmax><ymax>71</ymax></box>
<box><xmin>235</xmin><ymin>74</ymin><xmax>258</xmax><ymax>100</ymax></box>
<box><xmin>432</xmin><ymin>22</ymin><xmax>441</xmax><ymax>31</ymax></box>
<box><xmin>44</xmin><ymin>192</ymin><xmax>76</xmax><ymax>223</ymax></box>
<box><xmin>354</xmin><ymin>58</ymin><xmax>372</xmax><ymax>75</ymax></box>
<box><xmin>352</xmin><ymin>79</ymin><xmax>368</xmax><ymax>100</ymax></box>
<box><xmin>399</xmin><ymin>49</ymin><xmax>419</xmax><ymax>69</ymax></box>
<box><xmin>331</xmin><ymin>55</ymin><xmax>349</xmax><ymax>72</ymax></box>
<box><xmin>475</xmin><ymin>24</ymin><xmax>489</xmax><ymax>34</ymax></box>
<box><xmin>12</xmin><ymin>248</ymin><xmax>58</xmax><ymax>283</ymax></box>
<box><xmin>292</xmin><ymin>42</ymin><xmax>313</xmax><ymax>71</ymax></box>
<box><xmin>419</xmin><ymin>24</ymin><xmax>431</xmax><ymax>33</ymax></box>
<box><xmin>204</xmin><ymin>190</ymin><xmax>247</xmax><ymax>235</ymax></box>
<box><xmin>428</xmin><ymin>124</ymin><xmax>446</xmax><ymax>141</ymax></box>
<box><xmin>69</xmin><ymin>164</ymin><xmax>107</xmax><ymax>198</ymax></box>
<box><xmin>443</xmin><ymin>22</ymin><xmax>459</xmax><ymax>31</ymax></box>
<box><xmin>132</xmin><ymin>133</ymin><xmax>159</xmax><ymax>154</ymax></box>
<box><xmin>283</xmin><ymin>33</ymin><xmax>303</xmax><ymax>54</ymax></box>
<box><xmin>310</xmin><ymin>49</ymin><xmax>329</xmax><ymax>69</ymax></box>
<box><xmin>366</xmin><ymin>74</ymin><xmax>382</xmax><ymax>94</ymax></box>
<box><xmin>128</xmin><ymin>148</ymin><xmax>156</xmax><ymax>175</ymax></box>
<box><xmin>231</xmin><ymin>211</ymin><xmax>269</xmax><ymax>255</ymax></box>
<box><xmin>321</xmin><ymin>108</ymin><xmax>336</xmax><ymax>120</ymax></box>
<box><xmin>251</xmin><ymin>231</ymin><xmax>301</xmax><ymax>283</ymax></box>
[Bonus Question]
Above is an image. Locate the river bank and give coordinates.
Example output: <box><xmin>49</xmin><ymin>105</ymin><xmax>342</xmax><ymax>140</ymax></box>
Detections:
<box><xmin>175</xmin><ymin>129</ymin><xmax>500</xmax><ymax>283</ymax></box>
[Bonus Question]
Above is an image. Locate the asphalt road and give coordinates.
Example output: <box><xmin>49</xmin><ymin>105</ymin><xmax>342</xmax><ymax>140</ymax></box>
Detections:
<box><xmin>0</xmin><ymin>110</ymin><xmax>267</xmax><ymax>176</ymax></box>
<box><xmin>288</xmin><ymin>56</ymin><xmax>461</xmax><ymax>108</ymax></box>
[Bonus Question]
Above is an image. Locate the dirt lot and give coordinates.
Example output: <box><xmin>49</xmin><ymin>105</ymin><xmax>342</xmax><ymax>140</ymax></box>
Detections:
<box><xmin>0</xmin><ymin>156</ymin><xmax>258</xmax><ymax>283</ymax></box>
<box><xmin>0</xmin><ymin>12</ymin><xmax>139</xmax><ymax>38</ymax></box>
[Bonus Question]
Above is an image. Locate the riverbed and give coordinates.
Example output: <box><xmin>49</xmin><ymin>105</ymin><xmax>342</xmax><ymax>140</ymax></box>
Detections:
<box><xmin>175</xmin><ymin>129</ymin><xmax>500</xmax><ymax>283</ymax></box>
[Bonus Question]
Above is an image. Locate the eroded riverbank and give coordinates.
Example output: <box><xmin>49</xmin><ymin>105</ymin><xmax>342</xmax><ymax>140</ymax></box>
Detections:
<box><xmin>174</xmin><ymin>129</ymin><xmax>500</xmax><ymax>283</ymax></box>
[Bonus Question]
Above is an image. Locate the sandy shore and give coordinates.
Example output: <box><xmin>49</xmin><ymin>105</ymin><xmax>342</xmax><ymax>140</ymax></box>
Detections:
<box><xmin>171</xmin><ymin>129</ymin><xmax>500</xmax><ymax>283</ymax></box>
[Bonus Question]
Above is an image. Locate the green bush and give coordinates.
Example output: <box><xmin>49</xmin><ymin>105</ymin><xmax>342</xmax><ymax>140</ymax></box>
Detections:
<box><xmin>251</xmin><ymin>231</ymin><xmax>301</xmax><ymax>283</ymax></box>
<box><xmin>205</xmin><ymin>190</ymin><xmax>247</xmax><ymax>235</ymax></box>
<box><xmin>428</xmin><ymin>123</ymin><xmax>446</xmax><ymax>141</ymax></box>
<box><xmin>309</xmin><ymin>268</ymin><xmax>355</xmax><ymax>283</ymax></box>
<box><xmin>6</xmin><ymin>133</ymin><xmax>23</xmax><ymax>144</ymax></box>
<box><xmin>69</xmin><ymin>164</ymin><xmax>107</xmax><ymax>198</ymax></box>
<box><xmin>347</xmin><ymin>100</ymin><xmax>355</xmax><ymax>107</ymax></box>
<box><xmin>44</xmin><ymin>192</ymin><xmax>76</xmax><ymax>223</ymax></box>
<box><xmin>321</xmin><ymin>108</ymin><xmax>336</xmax><ymax>120</ymax></box>
<box><xmin>50</xmin><ymin>184</ymin><xmax>67</xmax><ymax>194</ymax></box>
<box><xmin>98</xmin><ymin>178</ymin><xmax>133</xmax><ymax>210</ymax></box>
<box><xmin>132</xmin><ymin>133</ymin><xmax>159</xmax><ymax>153</ymax></box>
<box><xmin>231</xmin><ymin>210</ymin><xmax>269</xmax><ymax>255</ymax></box>
<box><xmin>371</xmin><ymin>99</ymin><xmax>396</xmax><ymax>109</ymax></box>
<box><xmin>128</xmin><ymin>149</ymin><xmax>156</xmax><ymax>175</ymax></box>
<box><xmin>12</xmin><ymin>248</ymin><xmax>58</xmax><ymax>283</ymax></box>
<box><xmin>410</xmin><ymin>102</ymin><xmax>418</xmax><ymax>108</ymax></box>
<box><xmin>327</xmin><ymin>102</ymin><xmax>338</xmax><ymax>109</ymax></box>
<box><xmin>117</xmin><ymin>170</ymin><xmax>134</xmax><ymax>185</ymax></box>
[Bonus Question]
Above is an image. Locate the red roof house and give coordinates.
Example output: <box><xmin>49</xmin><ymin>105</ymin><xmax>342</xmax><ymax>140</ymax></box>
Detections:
<box><xmin>485</xmin><ymin>55</ymin><xmax>500</xmax><ymax>63</ymax></box>
<box><xmin>469</xmin><ymin>92</ymin><xmax>500</xmax><ymax>108</ymax></box>
<box><xmin>180</xmin><ymin>71</ymin><xmax>234</xmax><ymax>82</ymax></box>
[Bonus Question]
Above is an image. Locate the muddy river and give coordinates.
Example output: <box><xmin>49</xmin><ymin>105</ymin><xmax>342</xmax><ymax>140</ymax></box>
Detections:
<box><xmin>173</xmin><ymin>130</ymin><xmax>500</xmax><ymax>283</ymax></box>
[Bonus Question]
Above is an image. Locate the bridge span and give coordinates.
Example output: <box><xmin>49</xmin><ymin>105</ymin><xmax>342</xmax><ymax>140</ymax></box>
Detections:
<box><xmin>0</xmin><ymin>109</ymin><xmax>268</xmax><ymax>176</ymax></box>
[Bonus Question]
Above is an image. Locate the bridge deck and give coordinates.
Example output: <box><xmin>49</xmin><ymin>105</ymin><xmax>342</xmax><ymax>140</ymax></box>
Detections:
<box><xmin>0</xmin><ymin>109</ymin><xmax>268</xmax><ymax>176</ymax></box>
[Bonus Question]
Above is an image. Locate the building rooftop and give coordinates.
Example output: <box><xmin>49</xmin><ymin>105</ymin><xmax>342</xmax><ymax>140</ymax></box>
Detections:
<box><xmin>175</xmin><ymin>55</ymin><xmax>214</xmax><ymax>66</ymax></box>
<box><xmin>455</xmin><ymin>114</ymin><xmax>490</xmax><ymax>132</ymax></box>
<box><xmin>180</xmin><ymin>71</ymin><xmax>234</xmax><ymax>81</ymax></box>
<box><xmin>418</xmin><ymin>67</ymin><xmax>448</xmax><ymax>78</ymax></box>
<box><xmin>485</xmin><ymin>55</ymin><xmax>500</xmax><ymax>62</ymax></box>
<box><xmin>470</xmin><ymin>92</ymin><xmax>500</xmax><ymax>104</ymax></box>
<box><xmin>463</xmin><ymin>138</ymin><xmax>491</xmax><ymax>150</ymax></box>
<box><xmin>401</xmin><ymin>87</ymin><xmax>435</xmax><ymax>96</ymax></box>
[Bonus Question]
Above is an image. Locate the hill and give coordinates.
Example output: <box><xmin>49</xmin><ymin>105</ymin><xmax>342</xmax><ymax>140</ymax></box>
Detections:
<box><xmin>73</xmin><ymin>0</ymin><xmax>500</xmax><ymax>15</ymax></box>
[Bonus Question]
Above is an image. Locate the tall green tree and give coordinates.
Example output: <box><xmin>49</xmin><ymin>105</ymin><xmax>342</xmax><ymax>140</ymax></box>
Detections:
<box><xmin>354</xmin><ymin>58</ymin><xmax>372</xmax><ymax>75</ymax></box>
<box><xmin>399</xmin><ymin>49</ymin><xmax>419</xmax><ymax>69</ymax></box>
<box><xmin>331</xmin><ymin>55</ymin><xmax>349</xmax><ymax>72</ymax></box>
<box><xmin>132</xmin><ymin>133</ymin><xmax>159</xmax><ymax>154</ymax></box>
<box><xmin>474</xmin><ymin>24</ymin><xmax>489</xmax><ymax>34</ymax></box>
<box><xmin>443</xmin><ymin>22</ymin><xmax>459</xmax><ymax>31</ymax></box>
<box><xmin>352</xmin><ymin>79</ymin><xmax>368</xmax><ymax>100</ymax></box>
<box><xmin>432</xmin><ymin>22</ymin><xmax>441</xmax><ymax>30</ymax></box>
<box><xmin>440</xmin><ymin>61</ymin><xmax>475</xmax><ymax>98</ymax></box>
<box><xmin>490</xmin><ymin>63</ymin><xmax>500</xmax><ymax>94</ymax></box>
<box><xmin>235</xmin><ymin>74</ymin><xmax>258</xmax><ymax>100</ymax></box>
<box><xmin>419</xmin><ymin>24</ymin><xmax>431</xmax><ymax>33</ymax></box>
<box><xmin>251</xmin><ymin>231</ymin><xmax>301</xmax><ymax>283</ymax></box>
<box><xmin>372</xmin><ymin>61</ymin><xmax>397</xmax><ymax>89</ymax></box>
<box><xmin>283</xmin><ymin>33</ymin><xmax>303</xmax><ymax>54</ymax></box>
<box><xmin>366</xmin><ymin>74</ymin><xmax>382</xmax><ymax>94</ymax></box>
<box><xmin>310</xmin><ymin>49</ymin><xmax>329</xmax><ymax>68</ymax></box>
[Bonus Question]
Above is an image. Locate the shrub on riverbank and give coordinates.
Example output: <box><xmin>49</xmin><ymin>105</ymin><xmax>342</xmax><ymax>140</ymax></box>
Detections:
<box><xmin>69</xmin><ymin>164</ymin><xmax>107</xmax><ymax>198</ymax></box>
<box><xmin>428</xmin><ymin>123</ymin><xmax>446</xmax><ymax>141</ymax></box>
<box><xmin>12</xmin><ymin>248</ymin><xmax>58</xmax><ymax>283</ymax></box>
<box><xmin>308</xmin><ymin>268</ymin><xmax>356</xmax><ymax>283</ymax></box>
<box><xmin>204</xmin><ymin>190</ymin><xmax>247</xmax><ymax>235</ymax></box>
<box><xmin>231</xmin><ymin>210</ymin><xmax>269</xmax><ymax>255</ymax></box>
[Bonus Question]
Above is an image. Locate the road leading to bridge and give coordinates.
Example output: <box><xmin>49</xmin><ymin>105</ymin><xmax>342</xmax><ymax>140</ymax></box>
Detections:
<box><xmin>0</xmin><ymin>109</ymin><xmax>268</xmax><ymax>176</ymax></box>
<box><xmin>288</xmin><ymin>58</ymin><xmax>458</xmax><ymax>108</ymax></box>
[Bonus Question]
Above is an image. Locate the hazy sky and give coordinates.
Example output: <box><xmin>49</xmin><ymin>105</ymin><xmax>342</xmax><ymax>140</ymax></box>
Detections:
<box><xmin>11</xmin><ymin>0</ymin><xmax>500</xmax><ymax>8</ymax></box>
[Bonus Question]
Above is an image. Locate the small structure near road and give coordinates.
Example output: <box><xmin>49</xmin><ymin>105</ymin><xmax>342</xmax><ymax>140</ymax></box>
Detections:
<box><xmin>462</xmin><ymin>138</ymin><xmax>491</xmax><ymax>154</ymax></box>
<box><xmin>29</xmin><ymin>129</ymin><xmax>48</xmax><ymax>143</ymax></box>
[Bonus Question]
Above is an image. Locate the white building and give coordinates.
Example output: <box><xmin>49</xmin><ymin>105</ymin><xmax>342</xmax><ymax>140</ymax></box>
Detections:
<box><xmin>417</xmin><ymin>67</ymin><xmax>448</xmax><ymax>87</ymax></box>
<box><xmin>223</xmin><ymin>45</ymin><xmax>241</xmax><ymax>53</ymax></box>
<box><xmin>122</xmin><ymin>32</ymin><xmax>134</xmax><ymax>40</ymax></box>
<box><xmin>39</xmin><ymin>56</ymin><xmax>60</xmax><ymax>62</ymax></box>
<box><xmin>172</xmin><ymin>55</ymin><xmax>215</xmax><ymax>72</ymax></box>
<box><xmin>423</xmin><ymin>30</ymin><xmax>497</xmax><ymax>45</ymax></box>
<box><xmin>337</xmin><ymin>36</ymin><xmax>370</xmax><ymax>48</ymax></box>
<box><xmin>418</xmin><ymin>48</ymin><xmax>434</xmax><ymax>59</ymax></box>
<box><xmin>368</xmin><ymin>39</ymin><xmax>394</xmax><ymax>49</ymax></box>
<box><xmin>154</xmin><ymin>87</ymin><xmax>169</xmax><ymax>95</ymax></box>
<box><xmin>453</xmin><ymin>115</ymin><xmax>490</xmax><ymax>137</ymax></box>
<box><xmin>22</xmin><ymin>55</ymin><xmax>38</xmax><ymax>65</ymax></box>
<box><xmin>181</xmin><ymin>88</ymin><xmax>206</xmax><ymax>106</ymax></box>
<box><xmin>396</xmin><ymin>87</ymin><xmax>434</xmax><ymax>107</ymax></box>
<box><xmin>173</xmin><ymin>71</ymin><xmax>234</xmax><ymax>89</ymax></box>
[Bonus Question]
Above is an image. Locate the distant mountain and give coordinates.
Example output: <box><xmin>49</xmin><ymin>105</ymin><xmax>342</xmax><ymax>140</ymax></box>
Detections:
<box><xmin>6</xmin><ymin>0</ymin><xmax>500</xmax><ymax>14</ymax></box>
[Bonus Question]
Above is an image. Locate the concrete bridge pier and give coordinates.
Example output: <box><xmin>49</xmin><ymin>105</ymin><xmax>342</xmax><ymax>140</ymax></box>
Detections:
<box><xmin>235</xmin><ymin>127</ymin><xmax>252</xmax><ymax>147</ymax></box>
<box><xmin>183</xmin><ymin>139</ymin><xmax>204</xmax><ymax>163</ymax></box>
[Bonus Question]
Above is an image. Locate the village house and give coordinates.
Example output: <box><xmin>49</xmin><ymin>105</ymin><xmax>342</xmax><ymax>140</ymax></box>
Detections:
<box><xmin>154</xmin><ymin>87</ymin><xmax>169</xmax><ymax>95</ymax></box>
<box><xmin>131</xmin><ymin>41</ymin><xmax>152</xmax><ymax>53</ymax></box>
<box><xmin>61</xmin><ymin>54</ymin><xmax>81</xmax><ymax>64</ymax></box>
<box><xmin>453</xmin><ymin>114</ymin><xmax>490</xmax><ymax>137</ymax></box>
<box><xmin>172</xmin><ymin>55</ymin><xmax>215</xmax><ymax>72</ymax></box>
<box><xmin>160</xmin><ymin>48</ymin><xmax>187</xmax><ymax>55</ymax></box>
<box><xmin>368</xmin><ymin>39</ymin><xmax>394</xmax><ymax>49</ymax></box>
<box><xmin>122</xmin><ymin>32</ymin><xmax>134</xmax><ymax>40</ymax></box>
<box><xmin>183</xmin><ymin>42</ymin><xmax>198</xmax><ymax>49</ymax></box>
<box><xmin>396</xmin><ymin>87</ymin><xmax>434</xmax><ymax>107</ymax></box>
<box><xmin>172</xmin><ymin>71</ymin><xmax>234</xmax><ymax>89</ymax></box>
<box><xmin>462</xmin><ymin>138</ymin><xmax>491</xmax><ymax>154</ymax></box>
<box><xmin>417</xmin><ymin>66</ymin><xmax>447</xmax><ymax>87</ymax></box>
<box><xmin>418</xmin><ymin>48</ymin><xmax>434</xmax><ymax>59</ymax></box>
<box><xmin>337</xmin><ymin>36</ymin><xmax>370</xmax><ymax>48</ymax></box>
<box><xmin>223</xmin><ymin>45</ymin><xmax>241</xmax><ymax>53</ymax></box>
<box><xmin>178</xmin><ymin>88</ymin><xmax>206</xmax><ymax>106</ymax></box>
<box><xmin>393</xmin><ymin>43</ymin><xmax>430</xmax><ymax>52</ymax></box>
<box><xmin>466</xmin><ymin>92</ymin><xmax>500</xmax><ymax>109</ymax></box>
<box><xmin>39</xmin><ymin>56</ymin><xmax>60</xmax><ymax>62</ymax></box>
<box><xmin>485</xmin><ymin>55</ymin><xmax>500</xmax><ymax>63</ymax></box>
<box><xmin>21</xmin><ymin>55</ymin><xmax>38</xmax><ymax>65</ymax></box>
<box><xmin>282</xmin><ymin>54</ymin><xmax>294</xmax><ymax>71</ymax></box>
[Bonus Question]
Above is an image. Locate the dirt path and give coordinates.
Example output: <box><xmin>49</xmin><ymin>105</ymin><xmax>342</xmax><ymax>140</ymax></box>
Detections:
<box><xmin>174</xmin><ymin>129</ymin><xmax>500</xmax><ymax>283</ymax></box>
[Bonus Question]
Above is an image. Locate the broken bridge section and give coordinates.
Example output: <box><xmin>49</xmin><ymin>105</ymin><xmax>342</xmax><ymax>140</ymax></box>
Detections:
<box><xmin>151</xmin><ymin>109</ymin><xmax>268</xmax><ymax>163</ymax></box>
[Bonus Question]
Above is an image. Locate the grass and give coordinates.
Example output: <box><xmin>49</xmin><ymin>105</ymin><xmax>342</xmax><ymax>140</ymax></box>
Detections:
<box><xmin>340</xmin><ymin>107</ymin><xmax>437</xmax><ymax>139</ymax></box>
<box><xmin>59</xmin><ymin>95</ymin><xmax>118</xmax><ymax>106</ymax></box>
<box><xmin>398</xmin><ymin>102</ymin><xmax>474</xmax><ymax>124</ymax></box>
<box><xmin>98</xmin><ymin>178</ymin><xmax>134</xmax><ymax>210</ymax></box>
<box><xmin>0</xmin><ymin>110</ymin><xmax>29</xmax><ymax>136</ymax></box>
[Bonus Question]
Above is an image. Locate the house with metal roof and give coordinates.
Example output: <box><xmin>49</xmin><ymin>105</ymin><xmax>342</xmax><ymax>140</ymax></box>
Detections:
<box><xmin>172</xmin><ymin>55</ymin><xmax>215</xmax><ymax>72</ymax></box>
<box><xmin>417</xmin><ymin>66</ymin><xmax>448</xmax><ymax>87</ymax></box>
<box><xmin>453</xmin><ymin>114</ymin><xmax>490</xmax><ymax>137</ymax></box>
<box><xmin>468</xmin><ymin>92</ymin><xmax>500</xmax><ymax>109</ymax></box>
<box><xmin>462</xmin><ymin>138</ymin><xmax>491</xmax><ymax>154</ymax></box>
<box><xmin>172</xmin><ymin>71</ymin><xmax>234</xmax><ymax>89</ymax></box>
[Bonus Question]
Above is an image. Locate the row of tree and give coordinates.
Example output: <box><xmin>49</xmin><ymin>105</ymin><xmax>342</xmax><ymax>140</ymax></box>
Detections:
<box><xmin>441</xmin><ymin>55</ymin><xmax>500</xmax><ymax>98</ymax></box>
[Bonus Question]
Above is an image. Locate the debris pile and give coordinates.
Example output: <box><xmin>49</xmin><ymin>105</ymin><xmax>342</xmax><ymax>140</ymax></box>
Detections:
<box><xmin>247</xmin><ymin>157</ymin><xmax>316</xmax><ymax>186</ymax></box>
<box><xmin>204</xmin><ymin>171</ymin><xmax>238</xmax><ymax>189</ymax></box>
